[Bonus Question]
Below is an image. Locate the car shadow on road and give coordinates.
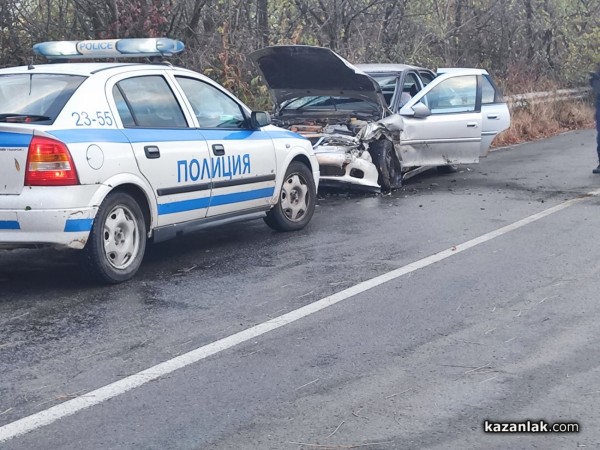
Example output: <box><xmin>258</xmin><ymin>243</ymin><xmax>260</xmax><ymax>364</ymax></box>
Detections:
<box><xmin>0</xmin><ymin>247</ymin><xmax>93</xmax><ymax>292</ymax></box>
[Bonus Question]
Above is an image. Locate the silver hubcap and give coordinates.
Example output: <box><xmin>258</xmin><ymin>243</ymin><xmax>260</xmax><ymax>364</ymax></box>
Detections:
<box><xmin>103</xmin><ymin>205</ymin><xmax>140</xmax><ymax>270</ymax></box>
<box><xmin>281</xmin><ymin>173</ymin><xmax>309</xmax><ymax>222</ymax></box>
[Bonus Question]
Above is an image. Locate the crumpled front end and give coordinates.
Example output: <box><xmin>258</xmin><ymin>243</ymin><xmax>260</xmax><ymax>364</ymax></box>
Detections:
<box><xmin>287</xmin><ymin>116</ymin><xmax>405</xmax><ymax>192</ymax></box>
<box><xmin>357</xmin><ymin>114</ymin><xmax>404</xmax><ymax>147</ymax></box>
<box><xmin>313</xmin><ymin>133</ymin><xmax>380</xmax><ymax>192</ymax></box>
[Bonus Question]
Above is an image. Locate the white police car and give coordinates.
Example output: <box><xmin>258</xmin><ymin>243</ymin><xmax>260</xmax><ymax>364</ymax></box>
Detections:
<box><xmin>0</xmin><ymin>38</ymin><xmax>319</xmax><ymax>283</ymax></box>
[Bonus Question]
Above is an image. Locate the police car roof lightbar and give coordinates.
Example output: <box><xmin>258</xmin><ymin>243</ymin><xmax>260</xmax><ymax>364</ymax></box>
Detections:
<box><xmin>33</xmin><ymin>38</ymin><xmax>185</xmax><ymax>60</ymax></box>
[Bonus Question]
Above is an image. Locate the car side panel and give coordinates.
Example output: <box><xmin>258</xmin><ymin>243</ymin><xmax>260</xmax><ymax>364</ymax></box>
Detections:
<box><xmin>399</xmin><ymin>72</ymin><xmax>483</xmax><ymax>167</ymax></box>
<box><xmin>399</xmin><ymin>113</ymin><xmax>482</xmax><ymax>167</ymax></box>
<box><xmin>202</xmin><ymin>129</ymin><xmax>277</xmax><ymax>217</ymax></box>
<box><xmin>104</xmin><ymin>70</ymin><xmax>215</xmax><ymax>227</ymax></box>
<box><xmin>123</xmin><ymin>129</ymin><xmax>213</xmax><ymax>227</ymax></box>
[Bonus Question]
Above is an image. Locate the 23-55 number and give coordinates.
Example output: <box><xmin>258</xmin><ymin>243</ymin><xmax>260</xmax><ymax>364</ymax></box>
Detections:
<box><xmin>72</xmin><ymin>111</ymin><xmax>114</xmax><ymax>127</ymax></box>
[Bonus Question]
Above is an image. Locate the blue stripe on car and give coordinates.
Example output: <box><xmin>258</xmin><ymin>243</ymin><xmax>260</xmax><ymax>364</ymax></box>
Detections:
<box><xmin>158</xmin><ymin>196</ymin><xmax>210</xmax><ymax>215</ymax></box>
<box><xmin>199</xmin><ymin>129</ymin><xmax>305</xmax><ymax>141</ymax></box>
<box><xmin>0</xmin><ymin>132</ymin><xmax>32</xmax><ymax>147</ymax></box>
<box><xmin>48</xmin><ymin>129</ymin><xmax>130</xmax><ymax>143</ymax></box>
<box><xmin>208</xmin><ymin>187</ymin><xmax>275</xmax><ymax>207</ymax></box>
<box><xmin>0</xmin><ymin>221</ymin><xmax>20</xmax><ymax>230</ymax></box>
<box><xmin>64</xmin><ymin>218</ymin><xmax>94</xmax><ymax>232</ymax></box>
<box><xmin>158</xmin><ymin>187</ymin><xmax>274</xmax><ymax>215</ymax></box>
<box><xmin>46</xmin><ymin>128</ymin><xmax>304</xmax><ymax>144</ymax></box>
<box><xmin>122</xmin><ymin>129</ymin><xmax>203</xmax><ymax>142</ymax></box>
<box><xmin>121</xmin><ymin>129</ymin><xmax>269</xmax><ymax>142</ymax></box>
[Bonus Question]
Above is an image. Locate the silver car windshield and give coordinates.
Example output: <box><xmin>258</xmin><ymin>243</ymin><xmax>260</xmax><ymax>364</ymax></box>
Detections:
<box><xmin>0</xmin><ymin>74</ymin><xmax>85</xmax><ymax>124</ymax></box>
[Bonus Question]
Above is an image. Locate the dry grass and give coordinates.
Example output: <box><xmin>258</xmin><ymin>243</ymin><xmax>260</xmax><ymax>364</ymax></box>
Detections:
<box><xmin>493</xmin><ymin>67</ymin><xmax>595</xmax><ymax>147</ymax></box>
<box><xmin>493</xmin><ymin>98</ymin><xmax>595</xmax><ymax>147</ymax></box>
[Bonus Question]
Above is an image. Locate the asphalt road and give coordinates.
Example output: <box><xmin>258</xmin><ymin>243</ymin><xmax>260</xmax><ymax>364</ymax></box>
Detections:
<box><xmin>1</xmin><ymin>129</ymin><xmax>600</xmax><ymax>449</ymax></box>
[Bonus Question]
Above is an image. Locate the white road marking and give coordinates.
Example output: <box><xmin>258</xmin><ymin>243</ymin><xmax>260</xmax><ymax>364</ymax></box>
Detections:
<box><xmin>1</xmin><ymin>190</ymin><xmax>599</xmax><ymax>443</ymax></box>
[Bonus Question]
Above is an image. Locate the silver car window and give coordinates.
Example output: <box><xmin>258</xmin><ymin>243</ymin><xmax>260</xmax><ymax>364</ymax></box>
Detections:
<box><xmin>482</xmin><ymin>74</ymin><xmax>504</xmax><ymax>104</ymax></box>
<box><xmin>419</xmin><ymin>71</ymin><xmax>435</xmax><ymax>86</ymax></box>
<box><xmin>422</xmin><ymin>75</ymin><xmax>477</xmax><ymax>114</ymax></box>
<box><xmin>482</xmin><ymin>76</ymin><xmax>496</xmax><ymax>104</ymax></box>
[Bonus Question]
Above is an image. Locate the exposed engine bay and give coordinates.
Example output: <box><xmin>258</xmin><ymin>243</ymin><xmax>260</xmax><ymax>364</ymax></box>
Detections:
<box><xmin>274</xmin><ymin>115</ymin><xmax>405</xmax><ymax>192</ymax></box>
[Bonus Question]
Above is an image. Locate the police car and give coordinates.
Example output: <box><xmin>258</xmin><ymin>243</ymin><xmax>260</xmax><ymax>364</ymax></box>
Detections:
<box><xmin>0</xmin><ymin>38</ymin><xmax>319</xmax><ymax>283</ymax></box>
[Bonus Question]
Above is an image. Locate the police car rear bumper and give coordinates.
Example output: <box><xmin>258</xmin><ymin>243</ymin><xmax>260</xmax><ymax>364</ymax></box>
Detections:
<box><xmin>0</xmin><ymin>207</ymin><xmax>98</xmax><ymax>249</ymax></box>
<box><xmin>0</xmin><ymin>185</ymin><xmax>100</xmax><ymax>250</ymax></box>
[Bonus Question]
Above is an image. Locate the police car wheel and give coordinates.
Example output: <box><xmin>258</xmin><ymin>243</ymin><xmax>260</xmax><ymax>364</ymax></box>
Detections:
<box><xmin>82</xmin><ymin>192</ymin><xmax>146</xmax><ymax>284</ymax></box>
<box><xmin>265</xmin><ymin>162</ymin><xmax>315</xmax><ymax>232</ymax></box>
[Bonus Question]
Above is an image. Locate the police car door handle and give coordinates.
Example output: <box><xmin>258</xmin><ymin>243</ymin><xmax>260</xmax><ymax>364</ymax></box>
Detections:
<box><xmin>144</xmin><ymin>145</ymin><xmax>160</xmax><ymax>159</ymax></box>
<box><xmin>212</xmin><ymin>144</ymin><xmax>225</xmax><ymax>156</ymax></box>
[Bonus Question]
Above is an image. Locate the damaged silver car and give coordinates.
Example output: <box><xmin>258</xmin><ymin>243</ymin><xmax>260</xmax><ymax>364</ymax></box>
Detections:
<box><xmin>250</xmin><ymin>46</ymin><xmax>510</xmax><ymax>193</ymax></box>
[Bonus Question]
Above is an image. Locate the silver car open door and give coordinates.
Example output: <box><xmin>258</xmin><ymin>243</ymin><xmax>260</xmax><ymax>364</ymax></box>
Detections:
<box><xmin>480</xmin><ymin>74</ymin><xmax>510</xmax><ymax>156</ymax></box>
<box><xmin>398</xmin><ymin>71</ymin><xmax>482</xmax><ymax>168</ymax></box>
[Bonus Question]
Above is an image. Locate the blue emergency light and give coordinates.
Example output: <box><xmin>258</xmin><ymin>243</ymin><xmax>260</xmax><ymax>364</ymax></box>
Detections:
<box><xmin>33</xmin><ymin>38</ymin><xmax>185</xmax><ymax>60</ymax></box>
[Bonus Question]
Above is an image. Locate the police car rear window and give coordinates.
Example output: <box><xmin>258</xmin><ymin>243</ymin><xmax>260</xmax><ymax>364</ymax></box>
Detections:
<box><xmin>0</xmin><ymin>74</ymin><xmax>85</xmax><ymax>124</ymax></box>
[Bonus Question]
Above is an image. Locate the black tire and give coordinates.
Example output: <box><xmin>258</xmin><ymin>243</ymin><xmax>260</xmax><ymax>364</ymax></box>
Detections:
<box><xmin>264</xmin><ymin>161</ymin><xmax>316</xmax><ymax>232</ymax></box>
<box><xmin>437</xmin><ymin>164</ymin><xmax>458</xmax><ymax>174</ymax></box>
<box><xmin>81</xmin><ymin>192</ymin><xmax>146</xmax><ymax>284</ymax></box>
<box><xmin>369</xmin><ymin>139</ymin><xmax>401</xmax><ymax>192</ymax></box>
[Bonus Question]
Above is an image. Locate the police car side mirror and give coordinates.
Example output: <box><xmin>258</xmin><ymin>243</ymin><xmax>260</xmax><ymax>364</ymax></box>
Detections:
<box><xmin>250</xmin><ymin>111</ymin><xmax>271</xmax><ymax>129</ymax></box>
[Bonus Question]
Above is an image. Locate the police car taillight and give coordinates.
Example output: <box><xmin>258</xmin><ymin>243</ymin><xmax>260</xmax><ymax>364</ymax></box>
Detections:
<box><xmin>25</xmin><ymin>136</ymin><xmax>79</xmax><ymax>186</ymax></box>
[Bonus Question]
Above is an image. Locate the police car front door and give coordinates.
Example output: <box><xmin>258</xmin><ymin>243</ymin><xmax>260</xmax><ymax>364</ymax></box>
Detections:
<box><xmin>110</xmin><ymin>74</ymin><xmax>212</xmax><ymax>227</ymax></box>
<box><xmin>174</xmin><ymin>76</ymin><xmax>276</xmax><ymax>218</ymax></box>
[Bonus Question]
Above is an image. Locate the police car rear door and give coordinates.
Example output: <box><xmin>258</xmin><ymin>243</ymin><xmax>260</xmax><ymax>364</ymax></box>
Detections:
<box><xmin>108</xmin><ymin>71</ymin><xmax>212</xmax><ymax>227</ymax></box>
<box><xmin>173</xmin><ymin>75</ymin><xmax>276</xmax><ymax>218</ymax></box>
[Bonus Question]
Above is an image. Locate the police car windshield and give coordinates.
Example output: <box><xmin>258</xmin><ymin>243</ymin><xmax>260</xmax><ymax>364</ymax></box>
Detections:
<box><xmin>0</xmin><ymin>74</ymin><xmax>85</xmax><ymax>124</ymax></box>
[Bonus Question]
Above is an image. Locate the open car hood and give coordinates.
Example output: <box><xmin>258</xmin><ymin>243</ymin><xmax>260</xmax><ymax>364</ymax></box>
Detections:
<box><xmin>249</xmin><ymin>45</ymin><xmax>387</xmax><ymax>113</ymax></box>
